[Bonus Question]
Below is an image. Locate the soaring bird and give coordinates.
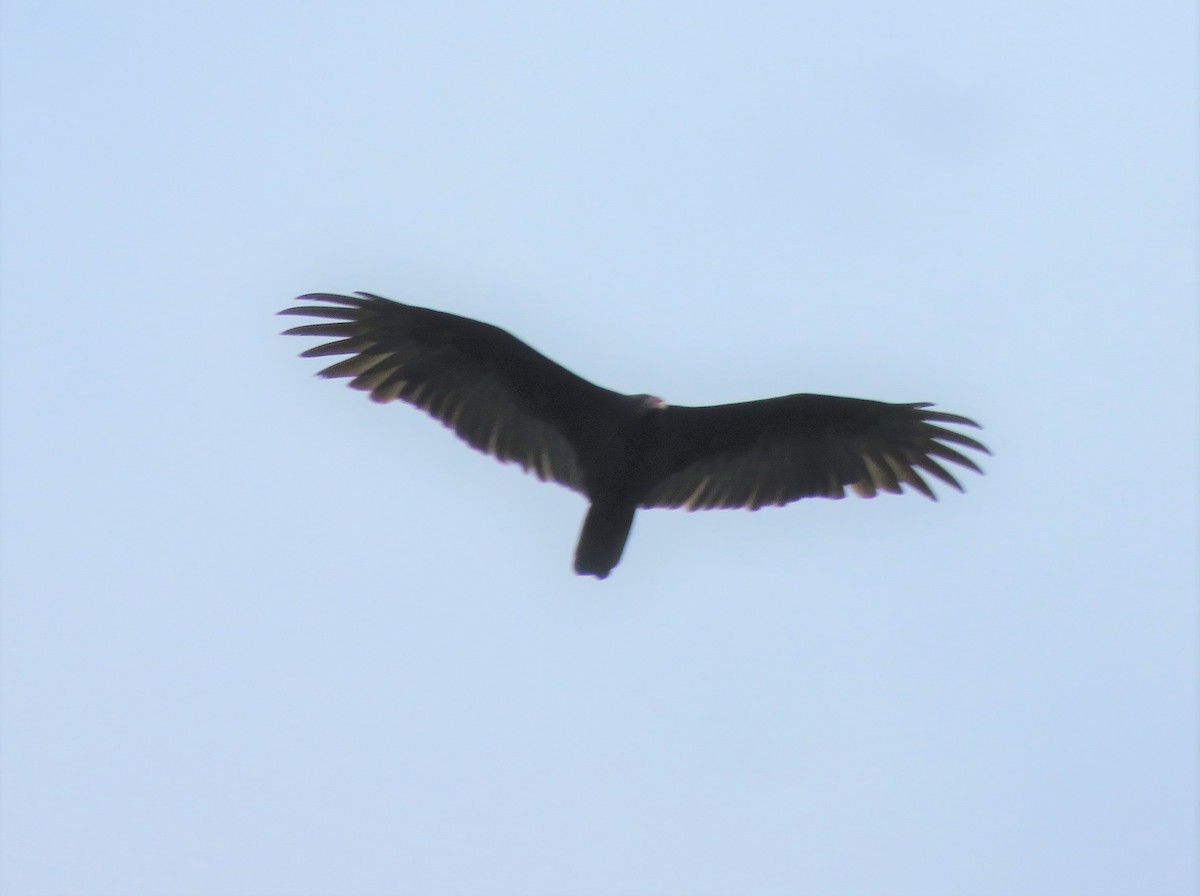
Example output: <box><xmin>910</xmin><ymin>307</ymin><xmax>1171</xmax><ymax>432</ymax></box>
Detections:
<box><xmin>281</xmin><ymin>293</ymin><xmax>989</xmax><ymax>578</ymax></box>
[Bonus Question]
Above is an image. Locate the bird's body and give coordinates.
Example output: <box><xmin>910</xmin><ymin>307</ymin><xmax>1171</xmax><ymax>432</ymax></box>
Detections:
<box><xmin>282</xmin><ymin>292</ymin><xmax>989</xmax><ymax>578</ymax></box>
<box><xmin>570</xmin><ymin>395</ymin><xmax>667</xmax><ymax>576</ymax></box>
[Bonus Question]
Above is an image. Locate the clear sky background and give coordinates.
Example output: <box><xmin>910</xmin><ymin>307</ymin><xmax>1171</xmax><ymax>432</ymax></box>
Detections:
<box><xmin>1</xmin><ymin>2</ymin><xmax>1196</xmax><ymax>895</ymax></box>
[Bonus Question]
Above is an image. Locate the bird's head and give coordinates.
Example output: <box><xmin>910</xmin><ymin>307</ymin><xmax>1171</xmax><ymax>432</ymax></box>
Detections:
<box><xmin>633</xmin><ymin>393</ymin><xmax>667</xmax><ymax>412</ymax></box>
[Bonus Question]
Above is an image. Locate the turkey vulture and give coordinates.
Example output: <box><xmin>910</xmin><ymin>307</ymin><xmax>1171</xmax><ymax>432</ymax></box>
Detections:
<box><xmin>281</xmin><ymin>293</ymin><xmax>989</xmax><ymax>578</ymax></box>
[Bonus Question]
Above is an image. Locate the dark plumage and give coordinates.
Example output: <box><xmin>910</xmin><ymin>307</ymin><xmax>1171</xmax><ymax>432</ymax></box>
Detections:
<box><xmin>281</xmin><ymin>292</ymin><xmax>990</xmax><ymax>578</ymax></box>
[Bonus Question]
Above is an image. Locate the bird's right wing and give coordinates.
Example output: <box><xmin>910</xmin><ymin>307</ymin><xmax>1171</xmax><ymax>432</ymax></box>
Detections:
<box><xmin>644</xmin><ymin>394</ymin><xmax>989</xmax><ymax>510</ymax></box>
<box><xmin>280</xmin><ymin>293</ymin><xmax>627</xmax><ymax>495</ymax></box>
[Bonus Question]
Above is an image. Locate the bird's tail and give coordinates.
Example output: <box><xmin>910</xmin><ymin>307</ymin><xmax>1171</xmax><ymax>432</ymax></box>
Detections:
<box><xmin>574</xmin><ymin>501</ymin><xmax>638</xmax><ymax>579</ymax></box>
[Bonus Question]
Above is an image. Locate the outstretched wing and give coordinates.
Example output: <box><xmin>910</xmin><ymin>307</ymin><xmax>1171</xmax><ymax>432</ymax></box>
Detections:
<box><xmin>280</xmin><ymin>292</ymin><xmax>627</xmax><ymax>495</ymax></box>
<box><xmin>644</xmin><ymin>394</ymin><xmax>989</xmax><ymax>510</ymax></box>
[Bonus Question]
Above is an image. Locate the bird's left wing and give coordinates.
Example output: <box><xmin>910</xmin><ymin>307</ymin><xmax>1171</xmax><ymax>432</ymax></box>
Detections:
<box><xmin>643</xmin><ymin>394</ymin><xmax>989</xmax><ymax>510</ymax></box>
<box><xmin>280</xmin><ymin>293</ymin><xmax>627</xmax><ymax>495</ymax></box>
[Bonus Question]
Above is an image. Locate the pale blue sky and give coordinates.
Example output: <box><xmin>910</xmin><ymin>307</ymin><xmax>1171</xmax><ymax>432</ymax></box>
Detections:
<box><xmin>1</xmin><ymin>2</ymin><xmax>1196</xmax><ymax>895</ymax></box>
